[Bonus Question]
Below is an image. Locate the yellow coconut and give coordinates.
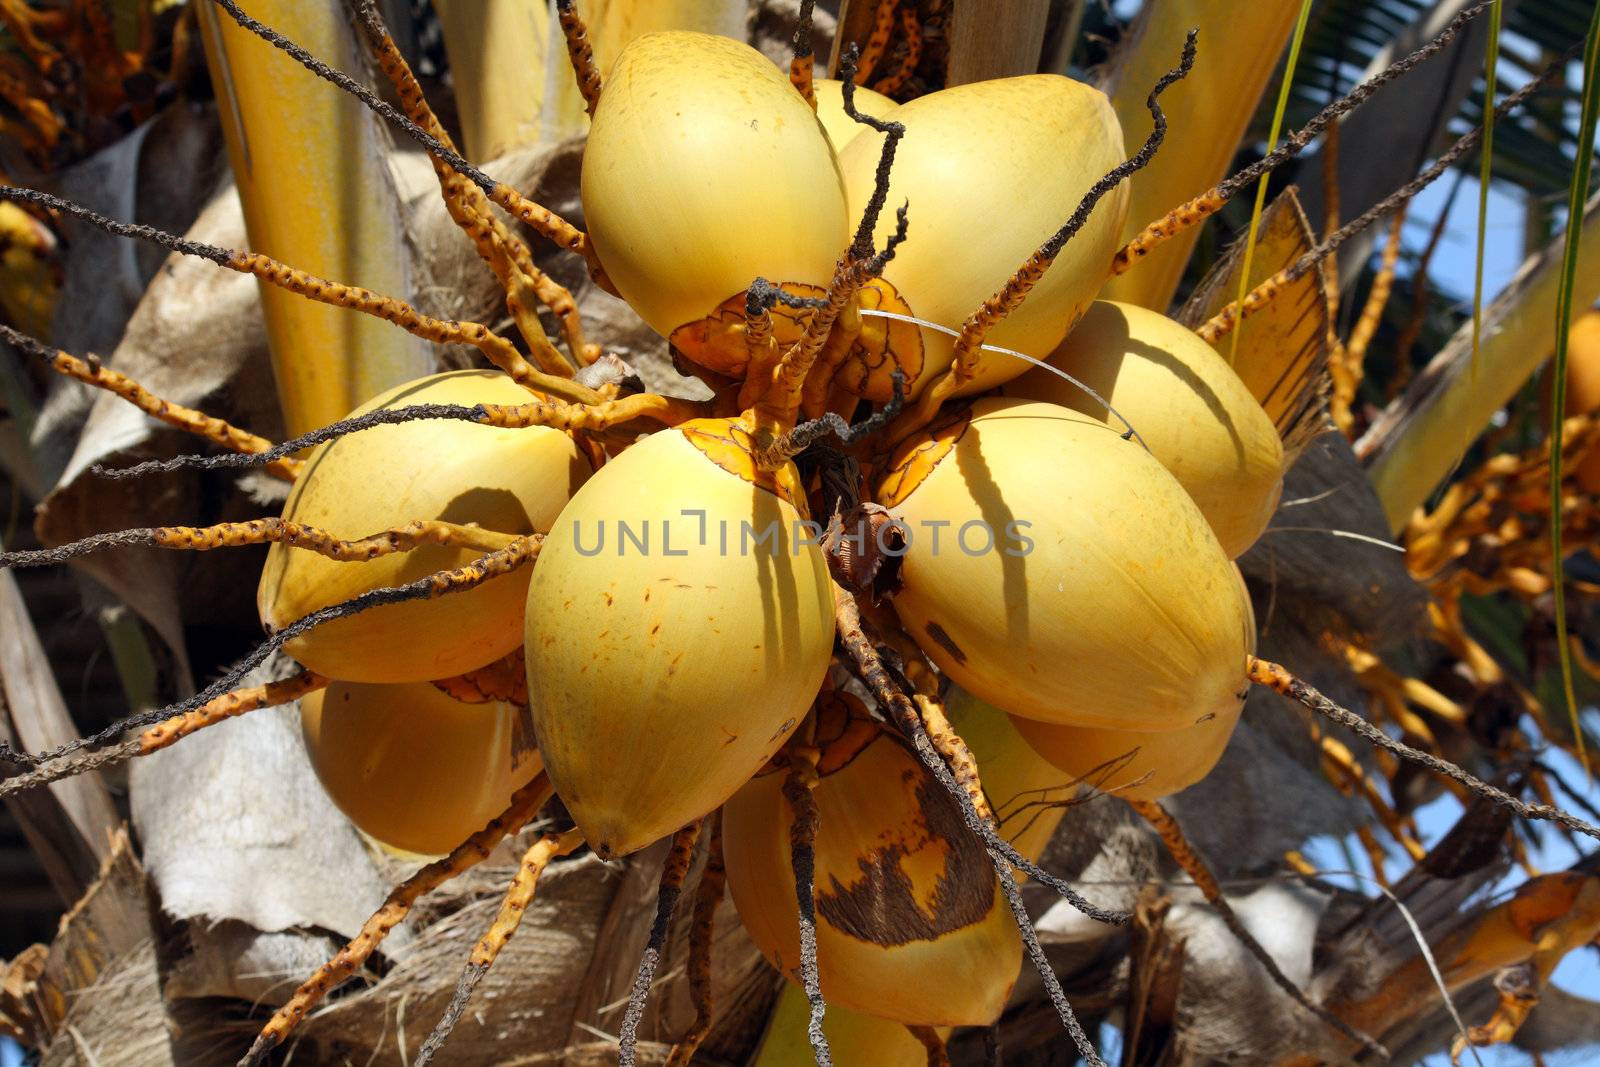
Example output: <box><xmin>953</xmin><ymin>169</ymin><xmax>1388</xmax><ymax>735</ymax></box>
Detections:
<box><xmin>258</xmin><ymin>370</ymin><xmax>591</xmax><ymax>684</ymax></box>
<box><xmin>581</xmin><ymin>31</ymin><xmax>849</xmax><ymax>379</ymax></box>
<box><xmin>813</xmin><ymin>77</ymin><xmax>896</xmax><ymax>156</ymax></box>
<box><xmin>301</xmin><ymin>679</ymin><xmax>541</xmax><ymax>856</ymax></box>
<box><xmin>998</xmin><ymin>566</ymin><xmax>1253</xmax><ymax>802</ymax></box>
<box><xmin>1004</xmin><ymin>300</ymin><xmax>1285</xmax><ymax>558</ymax></box>
<box><xmin>525</xmin><ymin>418</ymin><xmax>834</xmax><ymax>858</ymax></box>
<box><xmin>723</xmin><ymin>715</ymin><xmax>1021</xmax><ymax>1026</ymax></box>
<box><xmin>1009</xmin><ymin>700</ymin><xmax>1240</xmax><ymax>803</ymax></box>
<box><xmin>878</xmin><ymin>398</ymin><xmax>1252</xmax><ymax>730</ymax></box>
<box><xmin>835</xmin><ymin>75</ymin><xmax>1128</xmax><ymax>399</ymax></box>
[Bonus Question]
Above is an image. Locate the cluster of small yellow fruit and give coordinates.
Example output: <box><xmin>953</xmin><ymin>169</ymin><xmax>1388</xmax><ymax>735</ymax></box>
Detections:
<box><xmin>264</xmin><ymin>30</ymin><xmax>1285</xmax><ymax>1028</ymax></box>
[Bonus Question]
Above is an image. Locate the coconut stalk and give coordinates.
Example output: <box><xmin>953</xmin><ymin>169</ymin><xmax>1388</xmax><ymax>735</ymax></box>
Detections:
<box><xmin>538</xmin><ymin>0</ymin><xmax>747</xmax><ymax>145</ymax></box>
<box><xmin>195</xmin><ymin>0</ymin><xmax>433</xmax><ymax>436</ymax></box>
<box><xmin>1358</xmin><ymin>189</ymin><xmax>1600</xmax><ymax>531</ymax></box>
<box><xmin>433</xmin><ymin>0</ymin><xmax>549</xmax><ymax>162</ymax></box>
<box><xmin>1098</xmin><ymin>0</ymin><xmax>1300</xmax><ymax>312</ymax></box>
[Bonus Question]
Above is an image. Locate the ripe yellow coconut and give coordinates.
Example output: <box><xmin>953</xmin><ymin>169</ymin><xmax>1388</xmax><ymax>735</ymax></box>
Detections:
<box><xmin>835</xmin><ymin>75</ymin><xmax>1128</xmax><ymax>399</ymax></box>
<box><xmin>301</xmin><ymin>679</ymin><xmax>541</xmax><ymax>856</ymax></box>
<box><xmin>723</xmin><ymin>715</ymin><xmax>1021</xmax><ymax>1026</ymax></box>
<box><xmin>877</xmin><ymin>399</ymin><xmax>1252</xmax><ymax>730</ymax></box>
<box><xmin>994</xmin><ymin>570</ymin><xmax>1252</xmax><ymax>803</ymax></box>
<box><xmin>813</xmin><ymin>77</ymin><xmax>896</xmax><ymax>156</ymax></box>
<box><xmin>258</xmin><ymin>371</ymin><xmax>591</xmax><ymax>684</ymax></box>
<box><xmin>525</xmin><ymin>418</ymin><xmax>834</xmax><ymax>858</ymax></box>
<box><xmin>581</xmin><ymin>32</ymin><xmax>849</xmax><ymax>379</ymax></box>
<box><xmin>1004</xmin><ymin>300</ymin><xmax>1285</xmax><ymax>558</ymax></box>
<box><xmin>1009</xmin><ymin>698</ymin><xmax>1241</xmax><ymax>803</ymax></box>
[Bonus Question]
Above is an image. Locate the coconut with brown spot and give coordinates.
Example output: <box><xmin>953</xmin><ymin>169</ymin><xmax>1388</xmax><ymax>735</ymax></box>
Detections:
<box><xmin>877</xmin><ymin>398</ymin><xmax>1253</xmax><ymax>730</ymax></box>
<box><xmin>524</xmin><ymin>417</ymin><xmax>834</xmax><ymax>859</ymax></box>
<box><xmin>722</xmin><ymin>702</ymin><xmax>1021</xmax><ymax>1026</ymax></box>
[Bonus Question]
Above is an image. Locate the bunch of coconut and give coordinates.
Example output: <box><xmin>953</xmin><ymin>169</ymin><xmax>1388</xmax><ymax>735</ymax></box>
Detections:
<box><xmin>254</xmin><ymin>29</ymin><xmax>1288</xmax><ymax>1032</ymax></box>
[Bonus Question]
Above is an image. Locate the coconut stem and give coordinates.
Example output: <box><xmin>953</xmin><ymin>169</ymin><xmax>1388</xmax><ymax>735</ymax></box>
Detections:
<box><xmin>1128</xmin><ymin>797</ymin><xmax>1387</xmax><ymax>1058</ymax></box>
<box><xmin>995</xmin><ymin>863</ymin><xmax>1105</xmax><ymax>1067</ymax></box>
<box><xmin>0</xmin><ymin>670</ymin><xmax>327</xmax><ymax>799</ymax></box>
<box><xmin>1197</xmin><ymin>53</ymin><xmax>1570</xmax><ymax>345</ymax></box>
<box><xmin>755</xmin><ymin>369</ymin><xmax>904</xmax><ymax>469</ymax></box>
<box><xmin>555</xmin><ymin>0</ymin><xmax>603</xmax><ymax>118</ymax></box>
<box><xmin>666</xmin><ymin>816</ymin><xmax>726</xmax><ymax>1067</ymax></box>
<box><xmin>0</xmin><ymin>322</ymin><xmax>301</xmax><ymax>480</ymax></box>
<box><xmin>1247</xmin><ymin>656</ymin><xmax>1600</xmax><ymax>844</ymax></box>
<box><xmin>831</xmin><ymin>586</ymin><xmax>1128</xmax><ymax>924</ymax></box>
<box><xmin>1331</xmin><ymin>207</ymin><xmax>1406</xmax><ymax>434</ymax></box>
<box><xmin>1107</xmin><ymin>1</ymin><xmax>1493</xmax><ymax>279</ymax></box>
<box><xmin>756</xmin><ymin>212</ymin><xmax>908</xmax><ymax>426</ymax></box>
<box><xmin>91</xmin><ymin>391</ymin><xmax>708</xmax><ymax>485</ymax></box>
<box><xmin>790</xmin><ymin>0</ymin><xmax>817</xmax><ymax>107</ymax></box>
<box><xmin>783</xmin><ymin>751</ymin><xmax>833</xmax><ymax>1067</ymax></box>
<box><xmin>906</xmin><ymin>1025</ymin><xmax>948</xmax><ymax>1066</ymax></box>
<box><xmin>238</xmin><ymin>773</ymin><xmax>556</xmax><ymax>1067</ymax></box>
<box><xmin>0</xmin><ymin>539</ymin><xmax>541</xmax><ymax>773</ymax></box>
<box><xmin>852</xmin><ymin>0</ymin><xmax>897</xmax><ymax>85</ymax></box>
<box><xmin>206</xmin><ymin>0</ymin><xmax>614</xmax><ymax>289</ymax></box>
<box><xmin>416</xmin><ymin>825</ymin><xmax>586</xmax><ymax>1065</ymax></box>
<box><xmin>618</xmin><ymin>820</ymin><xmax>705</xmax><ymax>1066</ymax></box>
<box><xmin>913</xmin><ymin>694</ymin><xmax>994</xmax><ymax>822</ymax></box>
<box><xmin>0</xmin><ymin>518</ymin><xmax>522</xmax><ymax>571</ymax></box>
<box><xmin>755</xmin><ymin>50</ymin><xmax>910</xmax><ymax>426</ymax></box>
<box><xmin>830</xmin><ymin>586</ymin><xmax>1120</xmax><ymax>1065</ymax></box>
<box><xmin>349</xmin><ymin>0</ymin><xmax>591</xmax><ymax>371</ymax></box>
<box><xmin>871</xmin><ymin>6</ymin><xmax>922</xmax><ymax>98</ymax></box>
<box><xmin>0</xmin><ymin>184</ymin><xmax>596</xmax><ymax>402</ymax></box>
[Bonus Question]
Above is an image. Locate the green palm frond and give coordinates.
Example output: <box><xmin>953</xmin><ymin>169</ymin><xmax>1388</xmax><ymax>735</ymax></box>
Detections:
<box><xmin>1284</xmin><ymin>0</ymin><xmax>1595</xmax><ymax>203</ymax></box>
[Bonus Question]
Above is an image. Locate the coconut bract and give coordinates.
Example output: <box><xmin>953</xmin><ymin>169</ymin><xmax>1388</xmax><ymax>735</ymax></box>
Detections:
<box><xmin>1005</xmin><ymin>300</ymin><xmax>1284</xmax><ymax>558</ymax></box>
<box><xmin>301</xmin><ymin>679</ymin><xmax>541</xmax><ymax>856</ymax></box>
<box><xmin>524</xmin><ymin>418</ymin><xmax>834</xmax><ymax>858</ymax></box>
<box><xmin>878</xmin><ymin>398</ymin><xmax>1252</xmax><ymax>730</ymax></box>
<box><xmin>258</xmin><ymin>370</ymin><xmax>591</xmax><ymax>684</ymax></box>
<box><xmin>581</xmin><ymin>31</ymin><xmax>848</xmax><ymax>380</ymax></box>
<box><xmin>835</xmin><ymin>75</ymin><xmax>1128</xmax><ymax>399</ymax></box>
<box><xmin>723</xmin><ymin>711</ymin><xmax>1021</xmax><ymax>1026</ymax></box>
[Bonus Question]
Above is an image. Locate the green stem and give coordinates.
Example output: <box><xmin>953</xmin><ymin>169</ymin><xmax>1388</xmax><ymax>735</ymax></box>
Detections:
<box><xmin>1549</xmin><ymin>1</ymin><xmax>1600</xmax><ymax>774</ymax></box>
<box><xmin>1228</xmin><ymin>0</ymin><xmax>1315</xmax><ymax>364</ymax></box>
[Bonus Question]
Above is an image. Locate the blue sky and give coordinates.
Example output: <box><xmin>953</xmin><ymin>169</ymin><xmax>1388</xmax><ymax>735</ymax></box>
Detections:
<box><xmin>1299</xmin><ymin>740</ymin><xmax>1600</xmax><ymax>1067</ymax></box>
<box><xmin>1402</xmin><ymin>176</ymin><xmax>1532</xmax><ymax>307</ymax></box>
